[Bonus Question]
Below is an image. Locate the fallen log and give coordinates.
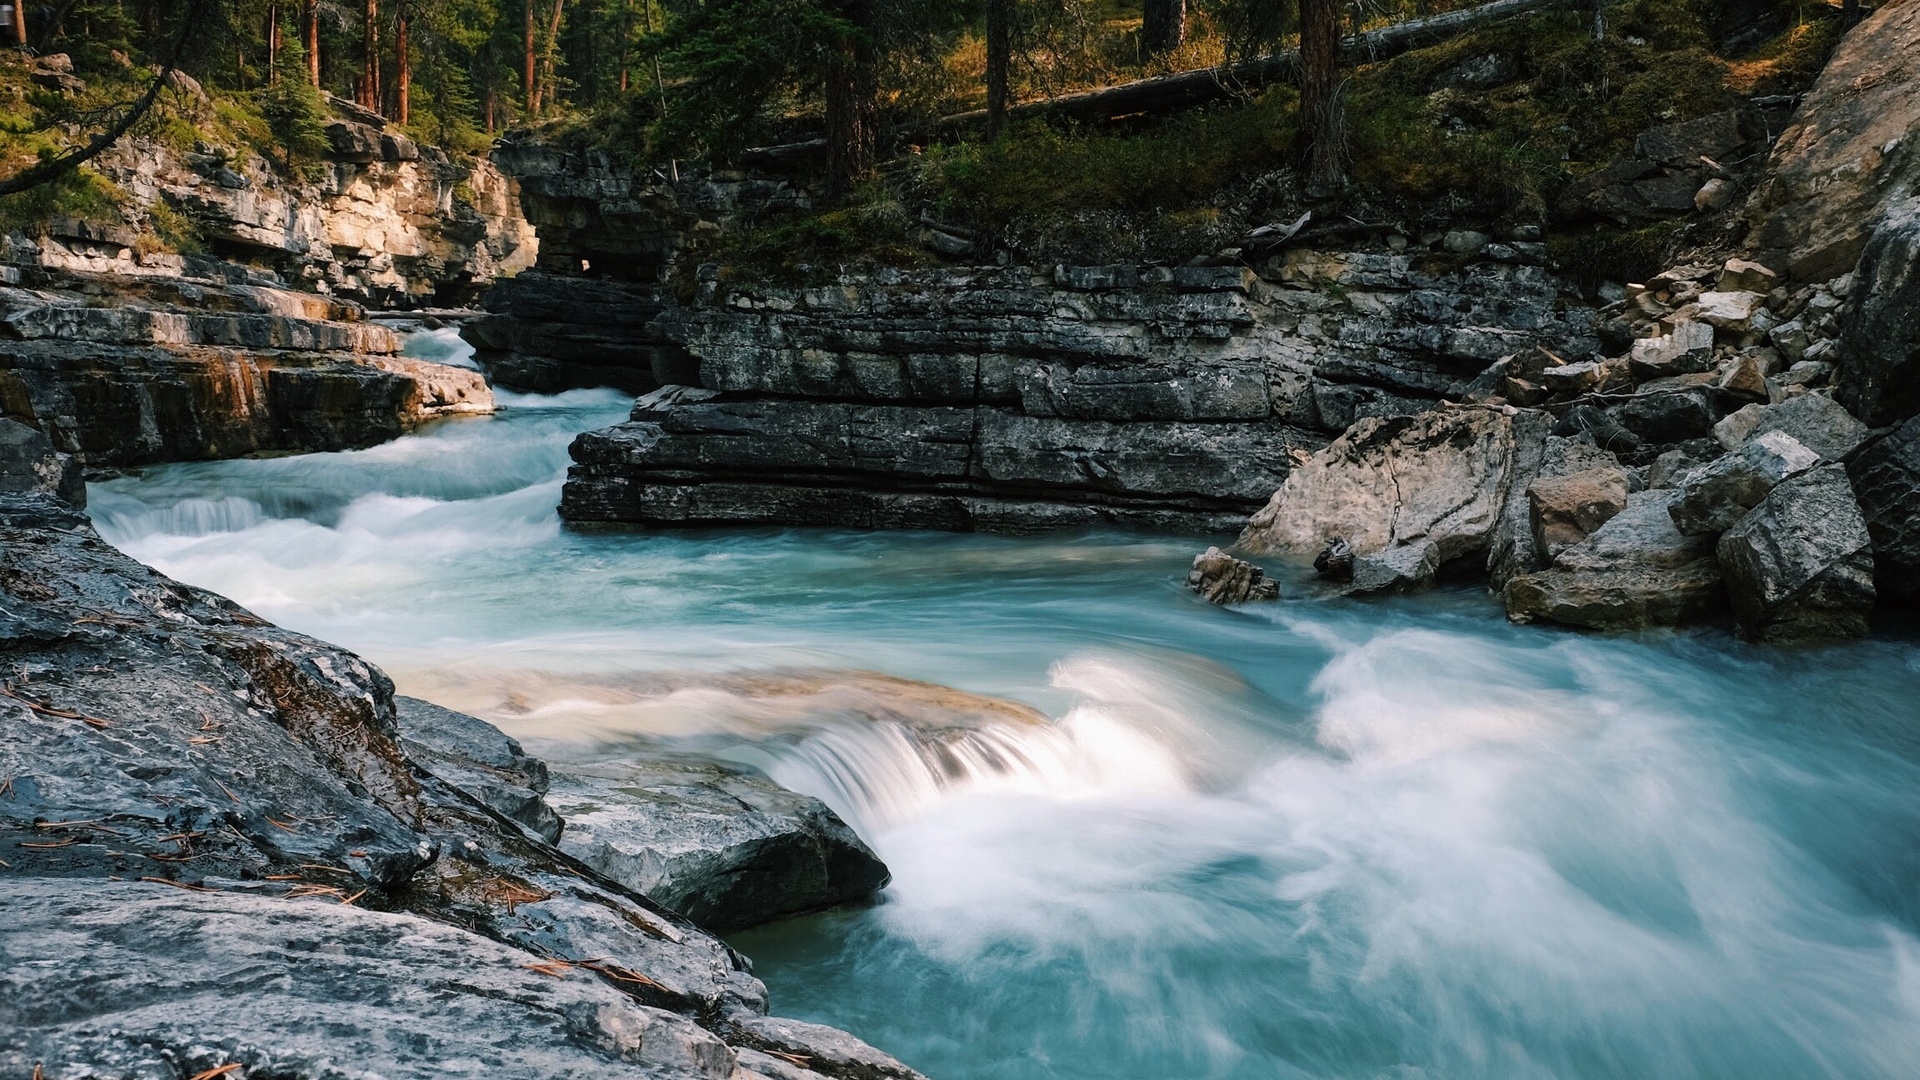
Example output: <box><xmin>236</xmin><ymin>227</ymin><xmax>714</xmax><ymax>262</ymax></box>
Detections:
<box><xmin>740</xmin><ymin>0</ymin><xmax>1581</xmax><ymax>169</ymax></box>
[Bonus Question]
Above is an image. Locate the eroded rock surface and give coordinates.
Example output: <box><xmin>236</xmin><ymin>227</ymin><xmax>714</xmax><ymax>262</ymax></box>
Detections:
<box><xmin>1504</xmin><ymin>490</ymin><xmax>1725</xmax><ymax>631</ymax></box>
<box><xmin>544</xmin><ymin>759</ymin><xmax>891</xmax><ymax>932</ymax></box>
<box><xmin>1848</xmin><ymin>415</ymin><xmax>1920</xmax><ymax>600</ymax></box>
<box><xmin>1187</xmin><ymin>546</ymin><xmax>1280</xmax><ymax>603</ymax></box>
<box><xmin>1718</xmin><ymin>464</ymin><xmax>1877</xmax><ymax>642</ymax></box>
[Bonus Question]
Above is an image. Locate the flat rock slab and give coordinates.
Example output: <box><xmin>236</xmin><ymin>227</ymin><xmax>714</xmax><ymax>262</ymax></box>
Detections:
<box><xmin>0</xmin><ymin>879</ymin><xmax>735</xmax><ymax>1080</ymax></box>
<box><xmin>545</xmin><ymin>759</ymin><xmax>890</xmax><ymax>932</ymax></box>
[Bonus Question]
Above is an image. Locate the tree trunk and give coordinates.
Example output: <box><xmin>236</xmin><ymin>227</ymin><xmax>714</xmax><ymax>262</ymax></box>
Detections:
<box><xmin>525</xmin><ymin>0</ymin><xmax>537</xmax><ymax>115</ymax></box>
<box><xmin>619</xmin><ymin>0</ymin><xmax>630</xmax><ymax>92</ymax></box>
<box><xmin>641</xmin><ymin>0</ymin><xmax>666</xmax><ymax>117</ymax></box>
<box><xmin>267</xmin><ymin>1</ymin><xmax>280</xmax><ymax>83</ymax></box>
<box><xmin>7</xmin><ymin>0</ymin><xmax>26</xmax><ymax>46</ymax></box>
<box><xmin>1299</xmin><ymin>0</ymin><xmax>1344</xmax><ymax>189</ymax></box>
<box><xmin>395</xmin><ymin>0</ymin><xmax>409</xmax><ymax>123</ymax></box>
<box><xmin>985</xmin><ymin>0</ymin><xmax>1011</xmax><ymax>138</ymax></box>
<box><xmin>361</xmin><ymin>0</ymin><xmax>381</xmax><ymax>112</ymax></box>
<box><xmin>1141</xmin><ymin>0</ymin><xmax>1185</xmax><ymax>59</ymax></box>
<box><xmin>823</xmin><ymin>0</ymin><xmax>877</xmax><ymax>202</ymax></box>
<box><xmin>305</xmin><ymin>0</ymin><xmax>320</xmax><ymax>86</ymax></box>
<box><xmin>539</xmin><ymin>0</ymin><xmax>565</xmax><ymax>114</ymax></box>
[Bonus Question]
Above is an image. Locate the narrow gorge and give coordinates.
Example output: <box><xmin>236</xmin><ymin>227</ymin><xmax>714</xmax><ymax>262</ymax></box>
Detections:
<box><xmin>4</xmin><ymin>1</ymin><xmax>1920</xmax><ymax>1078</ymax></box>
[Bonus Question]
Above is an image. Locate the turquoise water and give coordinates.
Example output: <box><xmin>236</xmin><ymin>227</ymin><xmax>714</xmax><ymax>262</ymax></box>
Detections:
<box><xmin>91</xmin><ymin>349</ymin><xmax>1920</xmax><ymax>1080</ymax></box>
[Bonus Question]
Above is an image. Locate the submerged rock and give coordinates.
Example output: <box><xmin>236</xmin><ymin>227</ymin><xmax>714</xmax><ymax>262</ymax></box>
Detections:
<box><xmin>544</xmin><ymin>759</ymin><xmax>890</xmax><ymax>932</ymax></box>
<box><xmin>1187</xmin><ymin>546</ymin><xmax>1280</xmax><ymax>603</ymax></box>
<box><xmin>1717</xmin><ymin>464</ymin><xmax>1876</xmax><ymax>642</ymax></box>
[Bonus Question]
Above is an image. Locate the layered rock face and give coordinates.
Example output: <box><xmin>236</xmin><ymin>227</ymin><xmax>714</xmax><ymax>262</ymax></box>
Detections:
<box><xmin>54</xmin><ymin>96</ymin><xmax>540</xmax><ymax>307</ymax></box>
<box><xmin>0</xmin><ymin>436</ymin><xmax>917</xmax><ymax>1079</ymax></box>
<box><xmin>556</xmin><ymin>252</ymin><xmax>1597</xmax><ymax>533</ymax></box>
<box><xmin>0</xmin><ymin>265</ymin><xmax>491</xmax><ymax>465</ymax></box>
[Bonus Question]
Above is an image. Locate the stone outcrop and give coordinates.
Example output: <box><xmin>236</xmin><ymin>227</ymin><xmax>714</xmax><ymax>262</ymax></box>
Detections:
<box><xmin>1239</xmin><ymin>406</ymin><xmax>1551</xmax><ymax>593</ymax></box>
<box><xmin>1834</xmin><ymin>196</ymin><xmax>1920</xmax><ymax>427</ymax></box>
<box><xmin>60</xmin><ymin>96</ymin><xmax>538</xmax><ymax>307</ymax></box>
<box><xmin>396</xmin><ymin>696</ymin><xmax>564</xmax><ymax>843</ymax></box>
<box><xmin>1717</xmin><ymin>464</ymin><xmax>1877</xmax><ymax>642</ymax></box>
<box><xmin>1186</xmin><ymin>546</ymin><xmax>1280</xmax><ymax>603</ymax></box>
<box><xmin>463</xmin><ymin>270</ymin><xmax>697</xmax><ymax>392</ymax></box>
<box><xmin>543</xmin><ymin>759</ymin><xmax>891</xmax><ymax>932</ymax></box>
<box><xmin>0</xmin><ymin>416</ymin><xmax>84</xmax><ymax>506</ymax></box>
<box><xmin>1667</xmin><ymin>430</ymin><xmax>1819</xmax><ymax>535</ymax></box>
<box><xmin>1503</xmin><ymin>490</ymin><xmax>1726</xmax><ymax>631</ymax></box>
<box><xmin>1744</xmin><ymin>0</ymin><xmax>1920</xmax><ymax>282</ymax></box>
<box><xmin>554</xmin><ymin>254</ymin><xmax>1595</xmax><ymax>533</ymax></box>
<box><xmin>0</xmin><ymin>492</ymin><xmax>923</xmax><ymax>1080</ymax></box>
<box><xmin>0</xmin><ymin>266</ymin><xmax>491</xmax><ymax>465</ymax></box>
<box><xmin>1848</xmin><ymin>415</ymin><xmax>1920</xmax><ymax>600</ymax></box>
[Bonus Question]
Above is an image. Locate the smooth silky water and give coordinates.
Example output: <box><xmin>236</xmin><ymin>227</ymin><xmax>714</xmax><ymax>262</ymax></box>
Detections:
<box><xmin>89</xmin><ymin>331</ymin><xmax>1920</xmax><ymax>1080</ymax></box>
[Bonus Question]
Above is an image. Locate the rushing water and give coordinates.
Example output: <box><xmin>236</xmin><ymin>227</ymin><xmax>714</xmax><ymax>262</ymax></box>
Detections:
<box><xmin>90</xmin><ymin>337</ymin><xmax>1920</xmax><ymax>1080</ymax></box>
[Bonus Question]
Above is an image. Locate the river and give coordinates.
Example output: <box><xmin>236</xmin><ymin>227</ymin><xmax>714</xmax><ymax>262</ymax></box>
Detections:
<box><xmin>88</xmin><ymin>330</ymin><xmax>1920</xmax><ymax>1080</ymax></box>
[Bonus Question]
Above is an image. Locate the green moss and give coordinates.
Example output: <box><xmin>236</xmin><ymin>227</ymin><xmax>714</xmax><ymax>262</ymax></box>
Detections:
<box><xmin>1547</xmin><ymin>220</ymin><xmax>1685</xmax><ymax>291</ymax></box>
<box><xmin>0</xmin><ymin>168</ymin><xmax>128</xmax><ymax>234</ymax></box>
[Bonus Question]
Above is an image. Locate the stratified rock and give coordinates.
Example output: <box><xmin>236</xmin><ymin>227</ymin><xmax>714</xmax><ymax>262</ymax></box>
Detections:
<box><xmin>396</xmin><ymin>696</ymin><xmax>563</xmax><ymax>843</ymax></box>
<box><xmin>1668</xmin><ymin>430</ymin><xmax>1820</xmax><ymax>535</ymax></box>
<box><xmin>1239</xmin><ymin>406</ymin><xmax>1549</xmax><ymax>593</ymax></box>
<box><xmin>0</xmin><ymin>880</ymin><xmax>737</xmax><ymax>1080</ymax></box>
<box><xmin>1745</xmin><ymin>392</ymin><xmax>1871</xmax><ymax>462</ymax></box>
<box><xmin>1834</xmin><ymin>197</ymin><xmax>1920</xmax><ymax>427</ymax></box>
<box><xmin>1717</xmin><ymin>464</ymin><xmax>1876</xmax><ymax>642</ymax></box>
<box><xmin>1187</xmin><ymin>546</ymin><xmax>1280</xmax><ymax>603</ymax></box>
<box><xmin>1745</xmin><ymin>0</ymin><xmax>1920</xmax><ymax>280</ymax></box>
<box><xmin>1503</xmin><ymin>490</ymin><xmax>1724</xmax><ymax>631</ymax></box>
<box><xmin>0</xmin><ymin>417</ymin><xmax>84</xmax><ymax>506</ymax></box>
<box><xmin>543</xmin><ymin>759</ymin><xmax>891</xmax><ymax>932</ymax></box>
<box><xmin>1847</xmin><ymin>415</ymin><xmax>1920</xmax><ymax>600</ymax></box>
<box><xmin>1528</xmin><ymin>466</ymin><xmax>1629</xmax><ymax>559</ymax></box>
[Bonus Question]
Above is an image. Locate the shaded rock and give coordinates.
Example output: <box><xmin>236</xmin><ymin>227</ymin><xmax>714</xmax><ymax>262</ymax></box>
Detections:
<box><xmin>1746</xmin><ymin>393</ymin><xmax>1871</xmax><ymax>461</ymax></box>
<box><xmin>1313</xmin><ymin>536</ymin><xmax>1355</xmax><ymax>581</ymax></box>
<box><xmin>1647</xmin><ymin>442</ymin><xmax>1719</xmax><ymax>489</ymax></box>
<box><xmin>1834</xmin><ymin>197</ymin><xmax>1920</xmax><ymax>427</ymax></box>
<box><xmin>542</xmin><ymin>759</ymin><xmax>891</xmax><ymax>932</ymax></box>
<box><xmin>1608</xmin><ymin>387</ymin><xmax>1716</xmax><ymax>445</ymax></box>
<box><xmin>1845</xmin><ymin>415</ymin><xmax>1920</xmax><ymax>600</ymax></box>
<box><xmin>395</xmin><ymin>696</ymin><xmax>562</xmax><ymax>843</ymax></box>
<box><xmin>1669</xmin><ymin>430</ymin><xmax>1821</xmax><ymax>535</ymax></box>
<box><xmin>1239</xmin><ymin>406</ymin><xmax>1549</xmax><ymax>593</ymax></box>
<box><xmin>0</xmin><ymin>880</ymin><xmax>737</xmax><ymax>1080</ymax></box>
<box><xmin>1187</xmin><ymin>546</ymin><xmax>1280</xmax><ymax>603</ymax></box>
<box><xmin>1553</xmin><ymin>404</ymin><xmax>1640</xmax><ymax>454</ymax></box>
<box><xmin>1503</xmin><ymin>490</ymin><xmax>1724</xmax><ymax>631</ymax></box>
<box><xmin>1745</xmin><ymin>0</ymin><xmax>1920</xmax><ymax>281</ymax></box>
<box><xmin>1528</xmin><ymin>466</ymin><xmax>1630</xmax><ymax>558</ymax></box>
<box><xmin>0</xmin><ymin>417</ymin><xmax>85</xmax><ymax>506</ymax></box>
<box><xmin>1717</xmin><ymin>464</ymin><xmax>1875</xmax><ymax>642</ymax></box>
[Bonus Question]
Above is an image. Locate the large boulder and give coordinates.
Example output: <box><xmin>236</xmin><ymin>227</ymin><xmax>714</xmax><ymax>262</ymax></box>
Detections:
<box><xmin>0</xmin><ymin>880</ymin><xmax>735</xmax><ymax>1080</ymax></box>
<box><xmin>1527</xmin><ymin>466</ymin><xmax>1630</xmax><ymax>559</ymax></box>
<box><xmin>1845</xmin><ymin>415</ymin><xmax>1920</xmax><ymax>601</ymax></box>
<box><xmin>0</xmin><ymin>417</ymin><xmax>84</xmax><ymax>506</ymax></box>
<box><xmin>1744</xmin><ymin>0</ymin><xmax>1920</xmax><ymax>281</ymax></box>
<box><xmin>1239</xmin><ymin>406</ymin><xmax>1549</xmax><ymax>593</ymax></box>
<box><xmin>1717</xmin><ymin>464</ymin><xmax>1876</xmax><ymax>642</ymax></box>
<box><xmin>395</xmin><ymin>696</ymin><xmax>563</xmax><ymax>843</ymax></box>
<box><xmin>543</xmin><ymin>759</ymin><xmax>891</xmax><ymax>932</ymax></box>
<box><xmin>1668</xmin><ymin>430</ymin><xmax>1820</xmax><ymax>535</ymax></box>
<box><xmin>1745</xmin><ymin>392</ymin><xmax>1872</xmax><ymax>462</ymax></box>
<box><xmin>1834</xmin><ymin>197</ymin><xmax>1920</xmax><ymax>427</ymax></box>
<box><xmin>1503</xmin><ymin>490</ymin><xmax>1724</xmax><ymax>632</ymax></box>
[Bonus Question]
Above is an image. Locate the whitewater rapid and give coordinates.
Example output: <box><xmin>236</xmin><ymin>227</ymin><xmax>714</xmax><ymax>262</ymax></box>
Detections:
<box><xmin>90</xmin><ymin>334</ymin><xmax>1920</xmax><ymax>1080</ymax></box>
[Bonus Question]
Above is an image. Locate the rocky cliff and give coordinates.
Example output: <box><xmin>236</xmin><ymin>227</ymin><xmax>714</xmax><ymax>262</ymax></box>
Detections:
<box><xmin>0</xmin><ymin>262</ymin><xmax>492</xmax><ymax>465</ymax></box>
<box><xmin>0</xmin><ymin>432</ymin><xmax>916</xmax><ymax>1080</ymax></box>
<box><xmin>547</xmin><ymin>247</ymin><xmax>1596</xmax><ymax>533</ymax></box>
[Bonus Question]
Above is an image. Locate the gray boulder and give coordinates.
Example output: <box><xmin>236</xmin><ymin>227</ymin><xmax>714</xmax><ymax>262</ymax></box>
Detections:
<box><xmin>1717</xmin><ymin>464</ymin><xmax>1876</xmax><ymax>642</ymax></box>
<box><xmin>0</xmin><ymin>880</ymin><xmax>736</xmax><ymax>1080</ymax></box>
<box><xmin>0</xmin><ymin>417</ymin><xmax>84</xmax><ymax>506</ymax></box>
<box><xmin>1835</xmin><ymin>197</ymin><xmax>1920</xmax><ymax>427</ymax></box>
<box><xmin>1668</xmin><ymin>430</ymin><xmax>1820</xmax><ymax>535</ymax></box>
<box><xmin>1187</xmin><ymin>546</ymin><xmax>1279</xmax><ymax>603</ymax></box>
<box><xmin>1847</xmin><ymin>415</ymin><xmax>1920</xmax><ymax>600</ymax></box>
<box><xmin>396</xmin><ymin>695</ymin><xmax>563</xmax><ymax>843</ymax></box>
<box><xmin>1504</xmin><ymin>490</ymin><xmax>1724</xmax><ymax>631</ymax></box>
<box><xmin>1746</xmin><ymin>392</ymin><xmax>1871</xmax><ymax>461</ymax></box>
<box><xmin>544</xmin><ymin>759</ymin><xmax>891</xmax><ymax>932</ymax></box>
<box><xmin>1241</xmin><ymin>406</ymin><xmax>1550</xmax><ymax>593</ymax></box>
